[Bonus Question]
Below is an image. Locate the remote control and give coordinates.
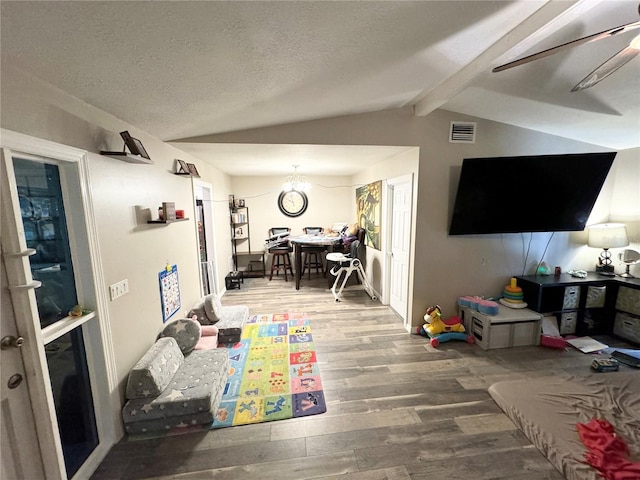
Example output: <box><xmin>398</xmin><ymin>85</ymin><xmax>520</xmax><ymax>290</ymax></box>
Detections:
<box><xmin>611</xmin><ymin>351</ymin><xmax>640</xmax><ymax>368</ymax></box>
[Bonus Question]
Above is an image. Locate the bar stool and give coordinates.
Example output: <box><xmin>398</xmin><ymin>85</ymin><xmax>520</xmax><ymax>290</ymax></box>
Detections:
<box><xmin>302</xmin><ymin>227</ymin><xmax>325</xmax><ymax>279</ymax></box>
<box><xmin>268</xmin><ymin>227</ymin><xmax>293</xmax><ymax>281</ymax></box>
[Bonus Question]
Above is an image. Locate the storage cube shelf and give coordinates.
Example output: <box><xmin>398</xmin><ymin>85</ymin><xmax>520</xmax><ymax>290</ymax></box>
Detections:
<box><xmin>516</xmin><ymin>274</ymin><xmax>640</xmax><ymax>345</ymax></box>
<box><xmin>516</xmin><ymin>274</ymin><xmax>612</xmax><ymax>337</ymax></box>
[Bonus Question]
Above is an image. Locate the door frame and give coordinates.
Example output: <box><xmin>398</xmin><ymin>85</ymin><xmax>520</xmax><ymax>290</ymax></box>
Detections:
<box><xmin>1</xmin><ymin>129</ymin><xmax>119</xmax><ymax>479</ymax></box>
<box><xmin>192</xmin><ymin>178</ymin><xmax>219</xmax><ymax>295</ymax></box>
<box><xmin>384</xmin><ymin>173</ymin><xmax>415</xmax><ymax>329</ymax></box>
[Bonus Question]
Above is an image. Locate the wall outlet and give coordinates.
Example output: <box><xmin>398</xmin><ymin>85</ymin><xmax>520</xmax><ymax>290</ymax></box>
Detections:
<box><xmin>109</xmin><ymin>279</ymin><xmax>129</xmax><ymax>301</ymax></box>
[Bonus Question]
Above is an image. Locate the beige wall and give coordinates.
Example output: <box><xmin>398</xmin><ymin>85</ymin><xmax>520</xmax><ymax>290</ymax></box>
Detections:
<box><xmin>351</xmin><ymin>148</ymin><xmax>420</xmax><ymax>302</ymax></box>
<box><xmin>1</xmin><ymin>66</ymin><xmax>234</xmax><ymax>394</ymax></box>
<box><xmin>230</xmin><ymin>174</ymin><xmax>354</xmax><ymax>253</ymax></box>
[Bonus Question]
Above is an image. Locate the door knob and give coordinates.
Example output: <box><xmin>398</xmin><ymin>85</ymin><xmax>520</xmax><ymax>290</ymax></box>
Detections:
<box><xmin>1</xmin><ymin>335</ymin><xmax>24</xmax><ymax>350</ymax></box>
<box><xmin>7</xmin><ymin>374</ymin><xmax>23</xmax><ymax>389</ymax></box>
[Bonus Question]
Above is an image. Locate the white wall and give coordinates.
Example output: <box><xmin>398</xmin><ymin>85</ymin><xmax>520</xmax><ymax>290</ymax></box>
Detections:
<box><xmin>188</xmin><ymin>107</ymin><xmax>639</xmax><ymax>326</ymax></box>
<box><xmin>3</xmin><ymin>62</ymin><xmax>638</xmax><ymax>380</ymax></box>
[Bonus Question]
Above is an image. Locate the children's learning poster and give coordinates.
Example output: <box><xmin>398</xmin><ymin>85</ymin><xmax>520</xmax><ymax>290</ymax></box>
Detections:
<box><xmin>159</xmin><ymin>264</ymin><xmax>180</xmax><ymax>322</ymax></box>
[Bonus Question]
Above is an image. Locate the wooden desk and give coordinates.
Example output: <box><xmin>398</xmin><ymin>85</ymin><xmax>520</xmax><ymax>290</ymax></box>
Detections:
<box><xmin>289</xmin><ymin>235</ymin><xmax>342</xmax><ymax>290</ymax></box>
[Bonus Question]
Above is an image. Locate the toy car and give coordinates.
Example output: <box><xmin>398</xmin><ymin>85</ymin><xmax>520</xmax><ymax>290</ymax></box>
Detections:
<box><xmin>590</xmin><ymin>358</ymin><xmax>619</xmax><ymax>372</ymax></box>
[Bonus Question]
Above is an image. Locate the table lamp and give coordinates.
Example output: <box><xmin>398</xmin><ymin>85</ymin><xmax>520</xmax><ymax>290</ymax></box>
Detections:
<box><xmin>587</xmin><ymin>223</ymin><xmax>629</xmax><ymax>276</ymax></box>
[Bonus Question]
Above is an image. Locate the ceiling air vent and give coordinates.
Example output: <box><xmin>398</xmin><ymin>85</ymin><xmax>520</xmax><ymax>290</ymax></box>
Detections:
<box><xmin>449</xmin><ymin>121</ymin><xmax>476</xmax><ymax>144</ymax></box>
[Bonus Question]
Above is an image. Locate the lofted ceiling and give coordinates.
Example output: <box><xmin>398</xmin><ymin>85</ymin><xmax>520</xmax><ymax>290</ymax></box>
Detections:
<box><xmin>1</xmin><ymin>0</ymin><xmax>639</xmax><ymax>176</ymax></box>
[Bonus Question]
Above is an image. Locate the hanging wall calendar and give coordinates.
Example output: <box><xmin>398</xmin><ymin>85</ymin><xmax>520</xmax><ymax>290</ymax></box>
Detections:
<box><xmin>159</xmin><ymin>264</ymin><xmax>180</xmax><ymax>322</ymax></box>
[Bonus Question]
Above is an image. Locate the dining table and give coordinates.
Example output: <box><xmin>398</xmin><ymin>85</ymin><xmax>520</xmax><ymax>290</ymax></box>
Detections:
<box><xmin>289</xmin><ymin>234</ymin><xmax>343</xmax><ymax>290</ymax></box>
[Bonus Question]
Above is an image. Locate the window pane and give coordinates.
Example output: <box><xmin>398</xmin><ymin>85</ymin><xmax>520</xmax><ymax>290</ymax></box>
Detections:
<box><xmin>13</xmin><ymin>158</ymin><xmax>78</xmax><ymax>328</ymax></box>
<box><xmin>45</xmin><ymin>328</ymin><xmax>99</xmax><ymax>477</ymax></box>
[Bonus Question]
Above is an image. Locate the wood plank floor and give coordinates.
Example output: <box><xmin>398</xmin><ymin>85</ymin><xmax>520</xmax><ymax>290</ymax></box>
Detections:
<box><xmin>91</xmin><ymin>274</ymin><xmax>629</xmax><ymax>480</ymax></box>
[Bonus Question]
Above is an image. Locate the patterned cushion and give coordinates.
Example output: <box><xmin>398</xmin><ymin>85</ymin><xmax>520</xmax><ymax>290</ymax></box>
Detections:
<box><xmin>121</xmin><ymin>349</ymin><xmax>229</xmax><ymax>431</ymax></box>
<box><xmin>125</xmin><ymin>338</ymin><xmax>184</xmax><ymax>399</ymax></box>
<box><xmin>204</xmin><ymin>293</ymin><xmax>222</xmax><ymax>322</ymax></box>
<box><xmin>123</xmin><ymin>411</ymin><xmax>215</xmax><ymax>435</ymax></box>
<box><xmin>186</xmin><ymin>302</ymin><xmax>210</xmax><ymax>325</ymax></box>
<box><xmin>160</xmin><ymin>318</ymin><xmax>202</xmax><ymax>354</ymax></box>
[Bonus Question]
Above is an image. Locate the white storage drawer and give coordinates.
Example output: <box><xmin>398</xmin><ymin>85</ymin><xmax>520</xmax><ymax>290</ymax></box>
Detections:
<box><xmin>586</xmin><ymin>286</ymin><xmax>606</xmax><ymax>308</ymax></box>
<box><xmin>559</xmin><ymin>312</ymin><xmax>577</xmax><ymax>335</ymax></box>
<box><xmin>613</xmin><ymin>312</ymin><xmax>640</xmax><ymax>344</ymax></box>
<box><xmin>563</xmin><ymin>286</ymin><xmax>580</xmax><ymax>309</ymax></box>
<box><xmin>616</xmin><ymin>286</ymin><xmax>640</xmax><ymax>316</ymax></box>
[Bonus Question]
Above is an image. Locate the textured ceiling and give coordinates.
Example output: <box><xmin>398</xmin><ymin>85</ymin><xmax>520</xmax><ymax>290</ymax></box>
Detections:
<box><xmin>1</xmin><ymin>0</ymin><xmax>639</xmax><ymax>175</ymax></box>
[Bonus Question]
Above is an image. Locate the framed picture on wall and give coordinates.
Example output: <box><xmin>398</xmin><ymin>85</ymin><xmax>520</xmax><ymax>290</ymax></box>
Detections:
<box><xmin>120</xmin><ymin>131</ymin><xmax>151</xmax><ymax>159</ymax></box>
<box><xmin>187</xmin><ymin>163</ymin><xmax>200</xmax><ymax>177</ymax></box>
<box><xmin>175</xmin><ymin>159</ymin><xmax>190</xmax><ymax>174</ymax></box>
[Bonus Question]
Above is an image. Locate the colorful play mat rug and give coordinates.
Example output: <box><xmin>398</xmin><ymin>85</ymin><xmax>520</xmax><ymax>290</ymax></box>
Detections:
<box><xmin>213</xmin><ymin>313</ymin><xmax>326</xmax><ymax>428</ymax></box>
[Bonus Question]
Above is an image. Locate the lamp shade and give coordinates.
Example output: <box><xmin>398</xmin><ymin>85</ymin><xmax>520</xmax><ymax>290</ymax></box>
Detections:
<box><xmin>587</xmin><ymin>223</ymin><xmax>629</xmax><ymax>249</ymax></box>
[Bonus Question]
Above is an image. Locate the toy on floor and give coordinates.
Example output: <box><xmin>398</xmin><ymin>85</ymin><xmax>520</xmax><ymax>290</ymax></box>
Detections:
<box><xmin>499</xmin><ymin>277</ymin><xmax>527</xmax><ymax>309</ymax></box>
<box><xmin>417</xmin><ymin>305</ymin><xmax>475</xmax><ymax>348</ymax></box>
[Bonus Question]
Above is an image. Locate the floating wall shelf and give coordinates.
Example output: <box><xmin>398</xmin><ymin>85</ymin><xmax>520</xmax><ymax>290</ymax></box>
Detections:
<box><xmin>100</xmin><ymin>151</ymin><xmax>153</xmax><ymax>164</ymax></box>
<box><xmin>147</xmin><ymin>218</ymin><xmax>189</xmax><ymax>225</ymax></box>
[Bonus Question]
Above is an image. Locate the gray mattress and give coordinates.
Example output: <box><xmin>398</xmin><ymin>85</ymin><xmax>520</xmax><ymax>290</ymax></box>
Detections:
<box><xmin>488</xmin><ymin>371</ymin><xmax>640</xmax><ymax>480</ymax></box>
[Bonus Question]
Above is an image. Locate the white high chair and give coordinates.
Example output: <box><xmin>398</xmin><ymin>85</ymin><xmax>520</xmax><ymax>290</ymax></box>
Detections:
<box><xmin>326</xmin><ymin>240</ymin><xmax>377</xmax><ymax>302</ymax></box>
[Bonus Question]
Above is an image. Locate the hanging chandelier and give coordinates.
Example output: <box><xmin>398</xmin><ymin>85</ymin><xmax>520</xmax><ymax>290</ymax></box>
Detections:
<box><xmin>282</xmin><ymin>165</ymin><xmax>311</xmax><ymax>192</ymax></box>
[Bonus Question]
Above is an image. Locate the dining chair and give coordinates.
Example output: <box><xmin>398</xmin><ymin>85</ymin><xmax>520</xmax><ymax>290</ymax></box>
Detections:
<box><xmin>268</xmin><ymin>227</ymin><xmax>293</xmax><ymax>281</ymax></box>
<box><xmin>302</xmin><ymin>227</ymin><xmax>325</xmax><ymax>279</ymax></box>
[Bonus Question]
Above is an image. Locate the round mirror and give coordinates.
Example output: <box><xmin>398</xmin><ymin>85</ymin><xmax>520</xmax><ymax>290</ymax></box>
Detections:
<box><xmin>618</xmin><ymin>249</ymin><xmax>640</xmax><ymax>278</ymax></box>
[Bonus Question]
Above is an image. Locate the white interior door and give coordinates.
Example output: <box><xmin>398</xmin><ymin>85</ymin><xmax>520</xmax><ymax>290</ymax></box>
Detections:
<box><xmin>1</xmin><ymin>252</ymin><xmax>46</xmax><ymax>480</ymax></box>
<box><xmin>389</xmin><ymin>177</ymin><xmax>412</xmax><ymax>326</ymax></box>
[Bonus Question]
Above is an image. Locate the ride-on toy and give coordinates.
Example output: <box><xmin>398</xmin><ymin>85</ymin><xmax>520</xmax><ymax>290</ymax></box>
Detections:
<box><xmin>417</xmin><ymin>305</ymin><xmax>475</xmax><ymax>348</ymax></box>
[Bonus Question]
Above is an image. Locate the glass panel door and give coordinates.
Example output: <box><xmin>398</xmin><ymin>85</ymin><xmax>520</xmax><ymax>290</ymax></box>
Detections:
<box><xmin>13</xmin><ymin>157</ymin><xmax>99</xmax><ymax>478</ymax></box>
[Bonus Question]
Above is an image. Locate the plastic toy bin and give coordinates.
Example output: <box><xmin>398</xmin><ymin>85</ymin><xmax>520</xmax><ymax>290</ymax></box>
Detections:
<box><xmin>458</xmin><ymin>305</ymin><xmax>542</xmax><ymax>350</ymax></box>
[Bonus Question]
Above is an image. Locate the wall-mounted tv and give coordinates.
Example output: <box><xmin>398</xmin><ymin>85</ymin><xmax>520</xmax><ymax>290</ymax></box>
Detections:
<box><xmin>449</xmin><ymin>152</ymin><xmax>616</xmax><ymax>235</ymax></box>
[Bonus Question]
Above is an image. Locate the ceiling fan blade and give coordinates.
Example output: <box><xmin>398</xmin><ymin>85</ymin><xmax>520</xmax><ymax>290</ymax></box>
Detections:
<box><xmin>493</xmin><ymin>20</ymin><xmax>640</xmax><ymax>72</ymax></box>
<box><xmin>571</xmin><ymin>45</ymin><xmax>640</xmax><ymax>91</ymax></box>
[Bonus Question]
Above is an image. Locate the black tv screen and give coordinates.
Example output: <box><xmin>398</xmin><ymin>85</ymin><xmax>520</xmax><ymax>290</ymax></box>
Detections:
<box><xmin>449</xmin><ymin>152</ymin><xmax>616</xmax><ymax>235</ymax></box>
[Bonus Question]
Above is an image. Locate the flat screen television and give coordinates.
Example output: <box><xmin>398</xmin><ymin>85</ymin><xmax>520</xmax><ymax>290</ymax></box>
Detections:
<box><xmin>449</xmin><ymin>152</ymin><xmax>616</xmax><ymax>235</ymax></box>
